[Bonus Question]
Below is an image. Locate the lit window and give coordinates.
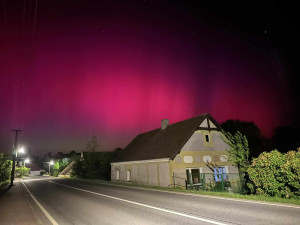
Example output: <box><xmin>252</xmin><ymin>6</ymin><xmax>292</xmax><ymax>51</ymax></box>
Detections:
<box><xmin>116</xmin><ymin>170</ymin><xmax>120</xmax><ymax>181</ymax></box>
<box><xmin>126</xmin><ymin>170</ymin><xmax>131</xmax><ymax>181</ymax></box>
<box><xmin>205</xmin><ymin>134</ymin><xmax>210</xmax><ymax>142</ymax></box>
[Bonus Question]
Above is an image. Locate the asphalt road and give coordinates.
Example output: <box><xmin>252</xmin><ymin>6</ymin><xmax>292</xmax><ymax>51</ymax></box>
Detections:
<box><xmin>21</xmin><ymin>176</ymin><xmax>299</xmax><ymax>225</ymax></box>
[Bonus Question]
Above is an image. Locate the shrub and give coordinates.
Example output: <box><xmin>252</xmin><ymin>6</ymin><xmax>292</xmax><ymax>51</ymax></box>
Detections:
<box><xmin>0</xmin><ymin>153</ymin><xmax>12</xmax><ymax>183</ymax></box>
<box><xmin>53</xmin><ymin>170</ymin><xmax>60</xmax><ymax>177</ymax></box>
<box><xmin>15</xmin><ymin>166</ymin><xmax>31</xmax><ymax>177</ymax></box>
<box><xmin>247</xmin><ymin>149</ymin><xmax>300</xmax><ymax>199</ymax></box>
<box><xmin>52</xmin><ymin>158</ymin><xmax>71</xmax><ymax>177</ymax></box>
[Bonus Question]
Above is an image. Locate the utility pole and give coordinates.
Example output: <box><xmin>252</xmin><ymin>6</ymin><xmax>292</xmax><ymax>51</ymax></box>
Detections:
<box><xmin>10</xmin><ymin>129</ymin><xmax>22</xmax><ymax>186</ymax></box>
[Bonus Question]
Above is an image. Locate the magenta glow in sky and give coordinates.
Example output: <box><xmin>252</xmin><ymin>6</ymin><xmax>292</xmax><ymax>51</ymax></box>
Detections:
<box><xmin>0</xmin><ymin>1</ymin><xmax>291</xmax><ymax>154</ymax></box>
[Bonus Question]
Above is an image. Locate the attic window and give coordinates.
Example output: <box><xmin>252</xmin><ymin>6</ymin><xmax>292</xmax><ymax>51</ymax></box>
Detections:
<box><xmin>205</xmin><ymin>135</ymin><xmax>210</xmax><ymax>142</ymax></box>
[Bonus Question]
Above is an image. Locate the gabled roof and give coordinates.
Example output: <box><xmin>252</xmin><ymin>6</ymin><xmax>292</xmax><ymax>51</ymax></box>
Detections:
<box><xmin>113</xmin><ymin>113</ymin><xmax>221</xmax><ymax>163</ymax></box>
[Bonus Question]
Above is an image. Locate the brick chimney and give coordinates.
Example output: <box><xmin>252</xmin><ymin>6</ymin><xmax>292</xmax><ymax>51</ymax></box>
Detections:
<box><xmin>161</xmin><ymin>119</ymin><xmax>169</xmax><ymax>130</ymax></box>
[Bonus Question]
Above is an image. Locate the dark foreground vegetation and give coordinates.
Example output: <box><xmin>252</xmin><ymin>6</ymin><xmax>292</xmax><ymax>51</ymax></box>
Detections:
<box><xmin>72</xmin><ymin>151</ymin><xmax>116</xmax><ymax>180</ymax></box>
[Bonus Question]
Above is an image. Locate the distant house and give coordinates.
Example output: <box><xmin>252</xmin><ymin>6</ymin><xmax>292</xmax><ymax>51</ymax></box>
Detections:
<box><xmin>111</xmin><ymin>113</ymin><xmax>238</xmax><ymax>188</ymax></box>
<box><xmin>27</xmin><ymin>162</ymin><xmax>41</xmax><ymax>176</ymax></box>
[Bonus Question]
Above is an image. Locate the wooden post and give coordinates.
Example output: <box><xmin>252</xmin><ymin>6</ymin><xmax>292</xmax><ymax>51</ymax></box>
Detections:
<box><xmin>10</xmin><ymin>130</ymin><xmax>22</xmax><ymax>186</ymax></box>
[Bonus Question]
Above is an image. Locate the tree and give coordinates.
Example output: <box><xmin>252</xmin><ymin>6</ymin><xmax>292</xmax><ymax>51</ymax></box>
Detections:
<box><xmin>114</xmin><ymin>147</ymin><xmax>122</xmax><ymax>152</ymax></box>
<box><xmin>85</xmin><ymin>135</ymin><xmax>101</xmax><ymax>152</ymax></box>
<box><xmin>222</xmin><ymin>130</ymin><xmax>251</xmax><ymax>193</ymax></box>
<box><xmin>221</xmin><ymin>120</ymin><xmax>266</xmax><ymax>158</ymax></box>
<box><xmin>71</xmin><ymin>151</ymin><xmax>116</xmax><ymax>180</ymax></box>
<box><xmin>272</xmin><ymin>125</ymin><xmax>300</xmax><ymax>153</ymax></box>
<box><xmin>222</xmin><ymin>130</ymin><xmax>250</xmax><ymax>174</ymax></box>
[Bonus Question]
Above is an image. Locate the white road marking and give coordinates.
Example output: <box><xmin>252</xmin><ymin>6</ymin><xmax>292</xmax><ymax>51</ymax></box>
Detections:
<box><xmin>77</xmin><ymin>180</ymin><xmax>300</xmax><ymax>209</ymax></box>
<box><xmin>23</xmin><ymin>177</ymin><xmax>59</xmax><ymax>182</ymax></box>
<box><xmin>23</xmin><ymin>178</ymin><xmax>51</xmax><ymax>182</ymax></box>
<box><xmin>21</xmin><ymin>180</ymin><xmax>59</xmax><ymax>225</ymax></box>
<box><xmin>49</xmin><ymin>181</ymin><xmax>229</xmax><ymax>225</ymax></box>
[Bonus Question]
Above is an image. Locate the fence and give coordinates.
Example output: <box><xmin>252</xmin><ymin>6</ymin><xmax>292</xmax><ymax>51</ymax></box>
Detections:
<box><xmin>173</xmin><ymin>172</ymin><xmax>245</xmax><ymax>193</ymax></box>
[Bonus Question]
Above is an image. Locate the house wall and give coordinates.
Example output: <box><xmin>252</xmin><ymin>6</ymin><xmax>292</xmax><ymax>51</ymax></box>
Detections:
<box><xmin>171</xmin><ymin>130</ymin><xmax>239</xmax><ymax>187</ymax></box>
<box><xmin>111</xmin><ymin>130</ymin><xmax>238</xmax><ymax>188</ymax></box>
<box><xmin>181</xmin><ymin>130</ymin><xmax>228</xmax><ymax>151</ymax></box>
<box><xmin>111</xmin><ymin>160</ymin><xmax>171</xmax><ymax>187</ymax></box>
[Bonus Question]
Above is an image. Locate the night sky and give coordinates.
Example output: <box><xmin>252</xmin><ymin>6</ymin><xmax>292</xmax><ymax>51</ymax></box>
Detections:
<box><xmin>1</xmin><ymin>1</ymin><xmax>299</xmax><ymax>155</ymax></box>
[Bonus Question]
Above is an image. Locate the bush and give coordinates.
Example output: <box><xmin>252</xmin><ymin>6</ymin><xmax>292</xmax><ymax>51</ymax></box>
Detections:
<box><xmin>247</xmin><ymin>149</ymin><xmax>300</xmax><ymax>199</ymax></box>
<box><xmin>53</xmin><ymin>170</ymin><xmax>60</xmax><ymax>177</ymax></box>
<box><xmin>52</xmin><ymin>158</ymin><xmax>71</xmax><ymax>177</ymax></box>
<box><xmin>53</xmin><ymin>159</ymin><xmax>70</xmax><ymax>173</ymax></box>
<box><xmin>0</xmin><ymin>153</ymin><xmax>12</xmax><ymax>183</ymax></box>
<box><xmin>15</xmin><ymin>166</ymin><xmax>31</xmax><ymax>177</ymax></box>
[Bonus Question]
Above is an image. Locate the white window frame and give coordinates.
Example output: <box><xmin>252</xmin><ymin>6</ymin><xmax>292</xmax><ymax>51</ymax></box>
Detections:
<box><xmin>126</xmin><ymin>170</ymin><xmax>131</xmax><ymax>182</ymax></box>
<box><xmin>116</xmin><ymin>170</ymin><xmax>120</xmax><ymax>181</ymax></box>
<box><xmin>186</xmin><ymin>167</ymin><xmax>203</xmax><ymax>184</ymax></box>
<box><xmin>186</xmin><ymin>167</ymin><xmax>203</xmax><ymax>174</ymax></box>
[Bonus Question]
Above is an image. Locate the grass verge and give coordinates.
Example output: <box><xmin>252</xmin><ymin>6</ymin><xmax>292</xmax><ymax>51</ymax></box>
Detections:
<box><xmin>65</xmin><ymin>177</ymin><xmax>300</xmax><ymax>206</ymax></box>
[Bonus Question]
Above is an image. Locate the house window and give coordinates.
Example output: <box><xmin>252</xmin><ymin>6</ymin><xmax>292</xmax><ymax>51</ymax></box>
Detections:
<box><xmin>214</xmin><ymin>167</ymin><xmax>226</xmax><ymax>181</ymax></box>
<box><xmin>116</xmin><ymin>170</ymin><xmax>120</xmax><ymax>181</ymax></box>
<box><xmin>186</xmin><ymin>168</ymin><xmax>202</xmax><ymax>184</ymax></box>
<box><xmin>205</xmin><ymin>134</ymin><xmax>210</xmax><ymax>142</ymax></box>
<box><xmin>126</xmin><ymin>170</ymin><xmax>131</xmax><ymax>181</ymax></box>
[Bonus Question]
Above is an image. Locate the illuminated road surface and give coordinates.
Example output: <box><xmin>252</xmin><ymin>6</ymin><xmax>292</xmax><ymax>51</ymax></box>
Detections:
<box><xmin>21</xmin><ymin>177</ymin><xmax>299</xmax><ymax>225</ymax></box>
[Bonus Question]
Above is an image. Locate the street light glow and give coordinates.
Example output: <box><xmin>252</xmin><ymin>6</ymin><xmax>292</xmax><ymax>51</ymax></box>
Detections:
<box><xmin>50</xmin><ymin>160</ymin><xmax>54</xmax><ymax>165</ymax></box>
<box><xmin>18</xmin><ymin>146</ymin><xmax>25</xmax><ymax>154</ymax></box>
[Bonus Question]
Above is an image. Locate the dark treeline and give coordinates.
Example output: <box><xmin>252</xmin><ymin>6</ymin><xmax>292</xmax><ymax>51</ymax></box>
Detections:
<box><xmin>72</xmin><ymin>151</ymin><xmax>117</xmax><ymax>180</ymax></box>
<box><xmin>221</xmin><ymin>119</ymin><xmax>300</xmax><ymax>159</ymax></box>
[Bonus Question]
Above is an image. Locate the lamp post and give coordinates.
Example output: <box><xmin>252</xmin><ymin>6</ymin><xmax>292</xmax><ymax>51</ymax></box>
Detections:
<box><xmin>10</xmin><ymin>146</ymin><xmax>25</xmax><ymax>185</ymax></box>
<box><xmin>48</xmin><ymin>161</ymin><xmax>54</xmax><ymax>175</ymax></box>
<box><xmin>11</xmin><ymin>130</ymin><xmax>22</xmax><ymax>186</ymax></box>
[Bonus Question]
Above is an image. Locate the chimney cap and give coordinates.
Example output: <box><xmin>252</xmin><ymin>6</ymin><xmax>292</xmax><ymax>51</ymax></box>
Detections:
<box><xmin>161</xmin><ymin>119</ymin><xmax>169</xmax><ymax>130</ymax></box>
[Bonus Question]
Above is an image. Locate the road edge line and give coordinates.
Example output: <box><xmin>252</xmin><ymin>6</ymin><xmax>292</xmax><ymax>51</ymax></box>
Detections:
<box><xmin>21</xmin><ymin>180</ymin><xmax>59</xmax><ymax>225</ymax></box>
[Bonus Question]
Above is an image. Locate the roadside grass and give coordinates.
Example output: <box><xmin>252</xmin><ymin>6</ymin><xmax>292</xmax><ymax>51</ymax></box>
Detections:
<box><xmin>65</xmin><ymin>177</ymin><xmax>300</xmax><ymax>206</ymax></box>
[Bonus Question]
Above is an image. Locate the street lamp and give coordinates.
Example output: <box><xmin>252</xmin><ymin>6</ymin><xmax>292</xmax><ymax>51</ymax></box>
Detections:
<box><xmin>49</xmin><ymin>160</ymin><xmax>54</xmax><ymax>175</ymax></box>
<box><xmin>18</xmin><ymin>147</ymin><xmax>25</xmax><ymax>154</ymax></box>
